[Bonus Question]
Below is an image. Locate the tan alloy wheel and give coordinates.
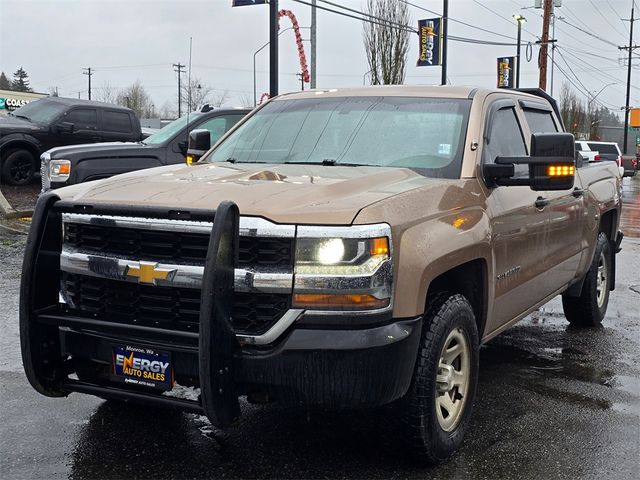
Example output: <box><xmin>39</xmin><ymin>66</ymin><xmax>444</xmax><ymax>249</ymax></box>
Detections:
<box><xmin>435</xmin><ymin>327</ymin><xmax>471</xmax><ymax>432</ymax></box>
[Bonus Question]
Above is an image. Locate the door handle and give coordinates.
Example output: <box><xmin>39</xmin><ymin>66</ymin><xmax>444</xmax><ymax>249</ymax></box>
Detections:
<box><xmin>535</xmin><ymin>197</ymin><xmax>550</xmax><ymax>209</ymax></box>
<box><xmin>572</xmin><ymin>188</ymin><xmax>585</xmax><ymax>198</ymax></box>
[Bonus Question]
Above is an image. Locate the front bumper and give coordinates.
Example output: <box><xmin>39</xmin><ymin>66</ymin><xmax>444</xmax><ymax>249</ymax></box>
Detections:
<box><xmin>20</xmin><ymin>194</ymin><xmax>420</xmax><ymax>426</ymax></box>
<box><xmin>57</xmin><ymin>315</ymin><xmax>422</xmax><ymax>410</ymax></box>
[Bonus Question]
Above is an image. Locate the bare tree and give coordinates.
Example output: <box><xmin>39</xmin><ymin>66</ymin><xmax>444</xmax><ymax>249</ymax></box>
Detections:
<box><xmin>363</xmin><ymin>0</ymin><xmax>411</xmax><ymax>85</ymax></box>
<box><xmin>210</xmin><ymin>90</ymin><xmax>230</xmax><ymax>108</ymax></box>
<box><xmin>116</xmin><ymin>80</ymin><xmax>154</xmax><ymax>118</ymax></box>
<box><xmin>159</xmin><ymin>100</ymin><xmax>177</xmax><ymax>120</ymax></box>
<box><xmin>559</xmin><ymin>83</ymin><xmax>588</xmax><ymax>139</ymax></box>
<box><xmin>94</xmin><ymin>82</ymin><xmax>118</xmax><ymax>104</ymax></box>
<box><xmin>181</xmin><ymin>77</ymin><xmax>214</xmax><ymax>112</ymax></box>
<box><xmin>238</xmin><ymin>92</ymin><xmax>254</xmax><ymax>109</ymax></box>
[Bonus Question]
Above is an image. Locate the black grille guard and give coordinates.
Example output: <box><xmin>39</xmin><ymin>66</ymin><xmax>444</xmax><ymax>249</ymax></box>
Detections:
<box><xmin>20</xmin><ymin>195</ymin><xmax>244</xmax><ymax>427</ymax></box>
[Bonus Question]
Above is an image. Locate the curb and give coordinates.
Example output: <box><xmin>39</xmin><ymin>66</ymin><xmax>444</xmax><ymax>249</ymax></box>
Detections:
<box><xmin>0</xmin><ymin>190</ymin><xmax>16</xmax><ymax>218</ymax></box>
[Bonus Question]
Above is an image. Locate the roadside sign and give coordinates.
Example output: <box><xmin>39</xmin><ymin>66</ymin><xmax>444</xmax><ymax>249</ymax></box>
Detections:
<box><xmin>630</xmin><ymin>108</ymin><xmax>640</xmax><ymax>128</ymax></box>
<box><xmin>497</xmin><ymin>57</ymin><xmax>516</xmax><ymax>89</ymax></box>
<box><xmin>417</xmin><ymin>18</ymin><xmax>443</xmax><ymax>66</ymax></box>
<box><xmin>232</xmin><ymin>0</ymin><xmax>268</xmax><ymax>6</ymax></box>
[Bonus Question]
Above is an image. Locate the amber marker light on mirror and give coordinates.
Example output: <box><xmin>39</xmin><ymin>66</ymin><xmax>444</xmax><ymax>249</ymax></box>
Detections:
<box><xmin>293</xmin><ymin>293</ymin><xmax>390</xmax><ymax>310</ymax></box>
<box><xmin>186</xmin><ymin>155</ymin><xmax>194</xmax><ymax>165</ymax></box>
<box><xmin>547</xmin><ymin>165</ymin><xmax>575</xmax><ymax>177</ymax></box>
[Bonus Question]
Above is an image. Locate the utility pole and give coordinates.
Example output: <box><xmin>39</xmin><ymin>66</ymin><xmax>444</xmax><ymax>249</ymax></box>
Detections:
<box><xmin>270</xmin><ymin>0</ymin><xmax>279</xmax><ymax>98</ymax></box>
<box><xmin>441</xmin><ymin>0</ymin><xmax>448</xmax><ymax>86</ymax></box>
<box><xmin>83</xmin><ymin>67</ymin><xmax>92</xmax><ymax>100</ymax></box>
<box><xmin>538</xmin><ymin>0</ymin><xmax>553</xmax><ymax>91</ymax></box>
<box><xmin>620</xmin><ymin>2</ymin><xmax>636</xmax><ymax>154</ymax></box>
<box><xmin>173</xmin><ymin>63</ymin><xmax>186</xmax><ymax>117</ymax></box>
<box><xmin>310</xmin><ymin>0</ymin><xmax>317</xmax><ymax>89</ymax></box>
<box><xmin>550</xmin><ymin>12</ymin><xmax>557</xmax><ymax>96</ymax></box>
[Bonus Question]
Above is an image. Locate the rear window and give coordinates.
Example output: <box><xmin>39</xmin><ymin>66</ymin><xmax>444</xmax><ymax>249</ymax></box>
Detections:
<box><xmin>587</xmin><ymin>143</ymin><xmax>618</xmax><ymax>154</ymax></box>
<box><xmin>103</xmin><ymin>111</ymin><xmax>133</xmax><ymax>133</ymax></box>
<box><xmin>575</xmin><ymin>142</ymin><xmax>586</xmax><ymax>151</ymax></box>
<box><xmin>523</xmin><ymin>109</ymin><xmax>558</xmax><ymax>133</ymax></box>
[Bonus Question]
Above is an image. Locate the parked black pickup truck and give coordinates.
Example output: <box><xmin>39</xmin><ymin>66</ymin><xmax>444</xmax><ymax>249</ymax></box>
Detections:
<box><xmin>0</xmin><ymin>97</ymin><xmax>141</xmax><ymax>185</ymax></box>
<box><xmin>41</xmin><ymin>106</ymin><xmax>250</xmax><ymax>191</ymax></box>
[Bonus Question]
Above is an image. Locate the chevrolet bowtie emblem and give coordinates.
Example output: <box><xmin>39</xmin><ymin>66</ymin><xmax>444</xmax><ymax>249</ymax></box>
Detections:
<box><xmin>125</xmin><ymin>262</ymin><xmax>176</xmax><ymax>285</ymax></box>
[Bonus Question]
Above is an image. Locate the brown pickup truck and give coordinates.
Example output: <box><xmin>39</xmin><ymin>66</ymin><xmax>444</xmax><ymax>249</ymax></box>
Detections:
<box><xmin>20</xmin><ymin>86</ymin><xmax>623</xmax><ymax>463</ymax></box>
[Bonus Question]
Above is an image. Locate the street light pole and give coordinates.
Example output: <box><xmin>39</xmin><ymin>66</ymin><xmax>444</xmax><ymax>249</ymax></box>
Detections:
<box><xmin>254</xmin><ymin>27</ymin><xmax>307</xmax><ymax>106</ymax></box>
<box><xmin>513</xmin><ymin>15</ymin><xmax>526</xmax><ymax>88</ymax></box>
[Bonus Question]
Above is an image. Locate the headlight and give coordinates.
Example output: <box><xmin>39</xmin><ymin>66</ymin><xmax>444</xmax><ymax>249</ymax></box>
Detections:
<box><xmin>293</xmin><ymin>224</ymin><xmax>393</xmax><ymax>311</ymax></box>
<box><xmin>49</xmin><ymin>159</ymin><xmax>71</xmax><ymax>182</ymax></box>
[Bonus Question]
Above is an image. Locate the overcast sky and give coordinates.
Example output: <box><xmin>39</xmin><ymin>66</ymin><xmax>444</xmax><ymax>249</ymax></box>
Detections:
<box><xmin>1</xmin><ymin>0</ymin><xmax>637</xmax><ymax>116</ymax></box>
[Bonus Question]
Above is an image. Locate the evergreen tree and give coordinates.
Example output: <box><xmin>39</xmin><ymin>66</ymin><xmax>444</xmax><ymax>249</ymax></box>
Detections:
<box><xmin>0</xmin><ymin>71</ymin><xmax>11</xmax><ymax>90</ymax></box>
<box><xmin>12</xmin><ymin>67</ymin><xmax>32</xmax><ymax>92</ymax></box>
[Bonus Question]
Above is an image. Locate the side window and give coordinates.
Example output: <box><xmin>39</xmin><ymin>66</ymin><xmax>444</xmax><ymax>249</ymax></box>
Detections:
<box><xmin>103</xmin><ymin>111</ymin><xmax>133</xmax><ymax>133</ymax></box>
<box><xmin>197</xmin><ymin>115</ymin><xmax>244</xmax><ymax>145</ymax></box>
<box><xmin>485</xmin><ymin>107</ymin><xmax>528</xmax><ymax>178</ymax></box>
<box><xmin>523</xmin><ymin>108</ymin><xmax>558</xmax><ymax>134</ymax></box>
<box><xmin>65</xmin><ymin>108</ymin><xmax>97</xmax><ymax>130</ymax></box>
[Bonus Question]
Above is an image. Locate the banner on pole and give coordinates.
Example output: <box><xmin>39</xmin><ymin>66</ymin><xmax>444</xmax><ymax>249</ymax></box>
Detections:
<box><xmin>417</xmin><ymin>18</ymin><xmax>442</xmax><ymax>67</ymax></box>
<box><xmin>232</xmin><ymin>0</ymin><xmax>268</xmax><ymax>6</ymax></box>
<box><xmin>497</xmin><ymin>56</ymin><xmax>516</xmax><ymax>89</ymax></box>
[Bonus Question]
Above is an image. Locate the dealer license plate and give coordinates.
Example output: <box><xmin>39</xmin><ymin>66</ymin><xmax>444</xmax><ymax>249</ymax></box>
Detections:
<box><xmin>111</xmin><ymin>345</ymin><xmax>173</xmax><ymax>391</ymax></box>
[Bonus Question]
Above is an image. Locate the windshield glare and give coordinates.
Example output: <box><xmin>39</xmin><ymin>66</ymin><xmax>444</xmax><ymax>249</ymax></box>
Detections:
<box><xmin>204</xmin><ymin>96</ymin><xmax>471</xmax><ymax>178</ymax></box>
<box><xmin>10</xmin><ymin>99</ymin><xmax>67</xmax><ymax>124</ymax></box>
<box><xmin>144</xmin><ymin>113</ymin><xmax>203</xmax><ymax>145</ymax></box>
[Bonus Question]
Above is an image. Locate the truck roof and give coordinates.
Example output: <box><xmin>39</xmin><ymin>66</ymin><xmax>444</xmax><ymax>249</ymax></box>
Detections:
<box><xmin>275</xmin><ymin>85</ymin><xmax>548</xmax><ymax>102</ymax></box>
<box><xmin>41</xmin><ymin>96</ymin><xmax>135</xmax><ymax>113</ymax></box>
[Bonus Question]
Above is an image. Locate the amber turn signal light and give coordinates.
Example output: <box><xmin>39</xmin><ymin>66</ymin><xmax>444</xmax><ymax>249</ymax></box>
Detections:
<box><xmin>186</xmin><ymin>155</ymin><xmax>194</xmax><ymax>166</ymax></box>
<box><xmin>369</xmin><ymin>237</ymin><xmax>389</xmax><ymax>256</ymax></box>
<box><xmin>547</xmin><ymin>165</ymin><xmax>574</xmax><ymax>177</ymax></box>
<box><xmin>293</xmin><ymin>293</ymin><xmax>390</xmax><ymax>310</ymax></box>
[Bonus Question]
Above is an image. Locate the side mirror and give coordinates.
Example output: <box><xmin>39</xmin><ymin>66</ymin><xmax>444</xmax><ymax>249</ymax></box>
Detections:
<box><xmin>55</xmin><ymin>122</ymin><xmax>75</xmax><ymax>134</ymax></box>
<box><xmin>483</xmin><ymin>132</ymin><xmax>576</xmax><ymax>191</ymax></box>
<box><xmin>185</xmin><ymin>129</ymin><xmax>211</xmax><ymax>165</ymax></box>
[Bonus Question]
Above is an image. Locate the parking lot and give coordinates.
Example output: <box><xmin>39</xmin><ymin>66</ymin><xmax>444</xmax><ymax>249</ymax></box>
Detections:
<box><xmin>0</xmin><ymin>176</ymin><xmax>638</xmax><ymax>480</ymax></box>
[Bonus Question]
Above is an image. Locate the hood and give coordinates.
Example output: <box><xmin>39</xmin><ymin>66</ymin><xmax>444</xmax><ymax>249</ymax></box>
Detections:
<box><xmin>0</xmin><ymin>115</ymin><xmax>46</xmax><ymax>135</ymax></box>
<box><xmin>48</xmin><ymin>141</ymin><xmax>147</xmax><ymax>159</ymax></box>
<box><xmin>55</xmin><ymin>162</ymin><xmax>440</xmax><ymax>224</ymax></box>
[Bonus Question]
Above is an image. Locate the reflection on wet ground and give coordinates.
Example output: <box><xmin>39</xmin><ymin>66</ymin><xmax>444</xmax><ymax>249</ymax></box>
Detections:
<box><xmin>620</xmin><ymin>176</ymin><xmax>639</xmax><ymax>238</ymax></box>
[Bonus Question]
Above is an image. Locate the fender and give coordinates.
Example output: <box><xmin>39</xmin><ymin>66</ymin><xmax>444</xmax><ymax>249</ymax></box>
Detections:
<box><xmin>0</xmin><ymin>132</ymin><xmax>42</xmax><ymax>156</ymax></box>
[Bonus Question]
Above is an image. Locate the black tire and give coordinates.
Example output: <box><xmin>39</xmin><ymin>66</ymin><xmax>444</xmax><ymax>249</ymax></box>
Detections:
<box><xmin>562</xmin><ymin>232</ymin><xmax>612</xmax><ymax>327</ymax></box>
<box><xmin>1</xmin><ymin>148</ymin><xmax>36</xmax><ymax>185</ymax></box>
<box><xmin>392</xmin><ymin>293</ymin><xmax>480</xmax><ymax>463</ymax></box>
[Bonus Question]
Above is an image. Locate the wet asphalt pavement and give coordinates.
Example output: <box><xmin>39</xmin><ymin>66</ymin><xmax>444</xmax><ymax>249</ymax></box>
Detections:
<box><xmin>1</xmin><ymin>177</ymin><xmax>639</xmax><ymax>480</ymax></box>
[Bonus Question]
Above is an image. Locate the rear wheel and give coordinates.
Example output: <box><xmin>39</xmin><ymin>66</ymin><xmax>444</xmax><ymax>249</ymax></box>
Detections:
<box><xmin>1</xmin><ymin>149</ymin><xmax>36</xmax><ymax>185</ymax></box>
<box><xmin>392</xmin><ymin>293</ymin><xmax>479</xmax><ymax>463</ymax></box>
<box><xmin>562</xmin><ymin>232</ymin><xmax>611</xmax><ymax>327</ymax></box>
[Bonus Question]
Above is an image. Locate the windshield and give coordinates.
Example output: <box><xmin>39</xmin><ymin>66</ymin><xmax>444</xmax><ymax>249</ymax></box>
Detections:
<box><xmin>203</xmin><ymin>96</ymin><xmax>471</xmax><ymax>178</ymax></box>
<box><xmin>144</xmin><ymin>113</ymin><xmax>203</xmax><ymax>145</ymax></box>
<box><xmin>10</xmin><ymin>99</ymin><xmax>67</xmax><ymax>124</ymax></box>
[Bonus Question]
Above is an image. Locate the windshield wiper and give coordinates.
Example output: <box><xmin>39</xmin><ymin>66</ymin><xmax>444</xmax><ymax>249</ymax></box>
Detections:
<box><xmin>13</xmin><ymin>114</ymin><xmax>31</xmax><ymax>122</ymax></box>
<box><xmin>285</xmin><ymin>159</ymin><xmax>373</xmax><ymax>167</ymax></box>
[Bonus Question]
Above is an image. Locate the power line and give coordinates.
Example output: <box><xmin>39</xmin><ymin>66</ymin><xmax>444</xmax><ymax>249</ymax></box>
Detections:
<box><xmin>588</xmin><ymin>0</ymin><xmax>627</xmax><ymax>40</ymax></box>
<box><xmin>471</xmin><ymin>0</ymin><xmax>538</xmax><ymax>38</ymax></box>
<box><xmin>556</xmin><ymin>16</ymin><xmax>619</xmax><ymax>48</ymax></box>
<box><xmin>399</xmin><ymin>0</ymin><xmax>525</xmax><ymax>42</ymax></box>
<box><xmin>605</xmin><ymin>0</ymin><xmax>630</xmax><ymax>33</ymax></box>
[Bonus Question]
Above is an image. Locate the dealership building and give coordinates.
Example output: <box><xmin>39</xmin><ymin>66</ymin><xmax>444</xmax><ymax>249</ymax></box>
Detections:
<box><xmin>0</xmin><ymin>89</ymin><xmax>48</xmax><ymax>115</ymax></box>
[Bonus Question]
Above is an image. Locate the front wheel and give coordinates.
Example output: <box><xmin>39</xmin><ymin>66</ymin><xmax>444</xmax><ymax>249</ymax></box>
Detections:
<box><xmin>392</xmin><ymin>293</ymin><xmax>479</xmax><ymax>463</ymax></box>
<box><xmin>1</xmin><ymin>149</ymin><xmax>36</xmax><ymax>185</ymax></box>
<box><xmin>562</xmin><ymin>232</ymin><xmax>612</xmax><ymax>327</ymax></box>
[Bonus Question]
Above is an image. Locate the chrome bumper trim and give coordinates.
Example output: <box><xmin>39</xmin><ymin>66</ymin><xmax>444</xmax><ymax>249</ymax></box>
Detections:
<box><xmin>61</xmin><ymin>213</ymin><xmax>296</xmax><ymax>238</ymax></box>
<box><xmin>60</xmin><ymin>249</ymin><xmax>293</xmax><ymax>293</ymax></box>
